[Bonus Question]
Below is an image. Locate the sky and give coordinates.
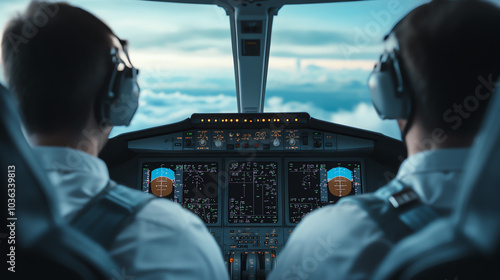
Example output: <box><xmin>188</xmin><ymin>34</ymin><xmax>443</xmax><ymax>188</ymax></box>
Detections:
<box><xmin>0</xmin><ymin>0</ymin><xmax>435</xmax><ymax>139</ymax></box>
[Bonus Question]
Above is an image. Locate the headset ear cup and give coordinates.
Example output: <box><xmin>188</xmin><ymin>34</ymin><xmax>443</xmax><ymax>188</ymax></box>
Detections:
<box><xmin>369</xmin><ymin>55</ymin><xmax>411</xmax><ymax>120</ymax></box>
<box><xmin>107</xmin><ymin>67</ymin><xmax>140</xmax><ymax>126</ymax></box>
<box><xmin>95</xmin><ymin>42</ymin><xmax>139</xmax><ymax>127</ymax></box>
<box><xmin>369</xmin><ymin>71</ymin><xmax>407</xmax><ymax>119</ymax></box>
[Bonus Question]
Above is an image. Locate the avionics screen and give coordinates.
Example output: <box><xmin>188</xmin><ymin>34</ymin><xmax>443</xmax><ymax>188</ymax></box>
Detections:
<box><xmin>288</xmin><ymin>161</ymin><xmax>362</xmax><ymax>223</ymax></box>
<box><xmin>141</xmin><ymin>162</ymin><xmax>219</xmax><ymax>224</ymax></box>
<box><xmin>228</xmin><ymin>161</ymin><xmax>278</xmax><ymax>224</ymax></box>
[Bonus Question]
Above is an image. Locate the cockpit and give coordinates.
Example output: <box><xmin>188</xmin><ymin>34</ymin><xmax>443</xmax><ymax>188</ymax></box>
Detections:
<box><xmin>95</xmin><ymin>1</ymin><xmax>411</xmax><ymax>276</ymax></box>
<box><xmin>2</xmin><ymin>0</ymin><xmax>500</xmax><ymax>279</ymax></box>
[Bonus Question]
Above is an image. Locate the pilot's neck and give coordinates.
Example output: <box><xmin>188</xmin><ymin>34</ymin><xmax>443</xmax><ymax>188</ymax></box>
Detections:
<box><xmin>29</xmin><ymin>114</ymin><xmax>113</xmax><ymax>157</ymax></box>
<box><xmin>30</xmin><ymin>132</ymin><xmax>101</xmax><ymax>157</ymax></box>
<box><xmin>404</xmin><ymin>120</ymin><xmax>473</xmax><ymax>157</ymax></box>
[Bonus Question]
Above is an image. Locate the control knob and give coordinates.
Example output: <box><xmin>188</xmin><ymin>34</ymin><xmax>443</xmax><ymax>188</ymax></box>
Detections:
<box><xmin>314</xmin><ymin>140</ymin><xmax>322</xmax><ymax>148</ymax></box>
<box><xmin>289</xmin><ymin>138</ymin><xmax>296</xmax><ymax>146</ymax></box>
<box><xmin>272</xmin><ymin>138</ymin><xmax>280</xmax><ymax>147</ymax></box>
<box><xmin>214</xmin><ymin>139</ymin><xmax>223</xmax><ymax>148</ymax></box>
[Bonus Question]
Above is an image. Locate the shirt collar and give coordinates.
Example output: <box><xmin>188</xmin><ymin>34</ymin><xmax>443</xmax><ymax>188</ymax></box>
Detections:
<box><xmin>396</xmin><ymin>147</ymin><xmax>470</xmax><ymax>180</ymax></box>
<box><xmin>33</xmin><ymin>146</ymin><xmax>109</xmax><ymax>181</ymax></box>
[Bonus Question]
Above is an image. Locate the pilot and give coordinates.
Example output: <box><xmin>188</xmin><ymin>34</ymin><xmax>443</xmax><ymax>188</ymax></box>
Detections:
<box><xmin>1</xmin><ymin>2</ymin><xmax>228</xmax><ymax>279</ymax></box>
<box><xmin>269</xmin><ymin>1</ymin><xmax>500</xmax><ymax>279</ymax></box>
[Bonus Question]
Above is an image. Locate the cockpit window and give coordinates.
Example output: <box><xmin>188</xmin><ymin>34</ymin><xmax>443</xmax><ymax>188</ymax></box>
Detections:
<box><xmin>85</xmin><ymin>0</ymin><xmax>237</xmax><ymax>137</ymax></box>
<box><xmin>0</xmin><ymin>0</ymin><xmax>428</xmax><ymax>139</ymax></box>
<box><xmin>267</xmin><ymin>1</ymin><xmax>427</xmax><ymax>140</ymax></box>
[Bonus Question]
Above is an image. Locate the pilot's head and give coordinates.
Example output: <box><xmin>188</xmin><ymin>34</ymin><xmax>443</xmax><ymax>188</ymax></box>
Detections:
<box><xmin>1</xmin><ymin>1</ymin><xmax>138</xmax><ymax>154</ymax></box>
<box><xmin>369</xmin><ymin>0</ymin><xmax>500</xmax><ymax>154</ymax></box>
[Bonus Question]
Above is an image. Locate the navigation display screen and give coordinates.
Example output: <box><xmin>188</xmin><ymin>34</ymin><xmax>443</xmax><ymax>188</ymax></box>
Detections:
<box><xmin>141</xmin><ymin>162</ymin><xmax>219</xmax><ymax>224</ymax></box>
<box><xmin>288</xmin><ymin>161</ymin><xmax>362</xmax><ymax>223</ymax></box>
<box><xmin>228</xmin><ymin>161</ymin><xmax>279</xmax><ymax>224</ymax></box>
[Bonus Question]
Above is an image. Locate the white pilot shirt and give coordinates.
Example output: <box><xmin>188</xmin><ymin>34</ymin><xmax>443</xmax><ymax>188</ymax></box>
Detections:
<box><xmin>33</xmin><ymin>146</ymin><xmax>229</xmax><ymax>280</ymax></box>
<box><xmin>268</xmin><ymin>148</ymin><xmax>470</xmax><ymax>280</ymax></box>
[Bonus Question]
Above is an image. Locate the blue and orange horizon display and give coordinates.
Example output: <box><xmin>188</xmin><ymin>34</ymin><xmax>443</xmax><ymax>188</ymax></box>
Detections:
<box><xmin>150</xmin><ymin>167</ymin><xmax>175</xmax><ymax>197</ymax></box>
<box><xmin>327</xmin><ymin>167</ymin><xmax>353</xmax><ymax>197</ymax></box>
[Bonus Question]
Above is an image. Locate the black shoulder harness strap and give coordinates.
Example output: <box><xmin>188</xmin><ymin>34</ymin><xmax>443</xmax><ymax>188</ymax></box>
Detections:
<box><xmin>338</xmin><ymin>180</ymin><xmax>444</xmax><ymax>243</ymax></box>
<box><xmin>70</xmin><ymin>181</ymin><xmax>155</xmax><ymax>249</ymax></box>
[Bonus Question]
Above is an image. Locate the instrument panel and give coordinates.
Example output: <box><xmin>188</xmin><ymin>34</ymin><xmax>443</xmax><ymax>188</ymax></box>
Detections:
<box><xmin>102</xmin><ymin>113</ymin><xmax>405</xmax><ymax>280</ymax></box>
<box><xmin>139</xmin><ymin>158</ymin><xmax>364</xmax><ymax>227</ymax></box>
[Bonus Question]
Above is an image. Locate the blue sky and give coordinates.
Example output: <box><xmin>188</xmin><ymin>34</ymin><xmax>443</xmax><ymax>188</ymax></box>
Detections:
<box><xmin>0</xmin><ymin>0</ymin><xmax>433</xmax><ymax>139</ymax></box>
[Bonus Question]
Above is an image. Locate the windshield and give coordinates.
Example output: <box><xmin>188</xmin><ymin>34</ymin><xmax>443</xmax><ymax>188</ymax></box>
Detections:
<box><xmin>0</xmin><ymin>0</ymin><xmax>427</xmax><ymax>139</ymax></box>
<box><xmin>266</xmin><ymin>1</ymin><xmax>426</xmax><ymax>140</ymax></box>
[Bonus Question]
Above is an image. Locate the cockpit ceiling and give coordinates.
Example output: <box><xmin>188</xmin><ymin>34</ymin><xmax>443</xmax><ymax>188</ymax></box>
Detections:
<box><xmin>145</xmin><ymin>0</ymin><xmax>364</xmax><ymax>7</ymax></box>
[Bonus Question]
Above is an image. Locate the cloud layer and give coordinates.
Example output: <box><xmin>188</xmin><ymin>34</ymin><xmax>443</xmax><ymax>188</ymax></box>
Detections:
<box><xmin>111</xmin><ymin>89</ymin><xmax>400</xmax><ymax>140</ymax></box>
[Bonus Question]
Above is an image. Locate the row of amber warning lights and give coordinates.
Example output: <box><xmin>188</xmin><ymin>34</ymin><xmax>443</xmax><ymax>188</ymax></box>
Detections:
<box><xmin>200</xmin><ymin>118</ymin><xmax>300</xmax><ymax>123</ymax></box>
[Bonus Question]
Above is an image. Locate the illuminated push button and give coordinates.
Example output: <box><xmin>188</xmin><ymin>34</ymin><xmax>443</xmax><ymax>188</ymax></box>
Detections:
<box><xmin>214</xmin><ymin>140</ymin><xmax>223</xmax><ymax>148</ymax></box>
<box><xmin>254</xmin><ymin>143</ymin><xmax>259</xmax><ymax>148</ymax></box>
<box><xmin>236</xmin><ymin>143</ymin><xmax>240</xmax><ymax>148</ymax></box>
<box><xmin>244</xmin><ymin>143</ymin><xmax>249</xmax><ymax>148</ymax></box>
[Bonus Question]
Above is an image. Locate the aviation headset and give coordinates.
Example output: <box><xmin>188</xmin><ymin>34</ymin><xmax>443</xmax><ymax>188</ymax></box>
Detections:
<box><xmin>95</xmin><ymin>36</ymin><xmax>140</xmax><ymax>127</ymax></box>
<box><xmin>368</xmin><ymin>16</ymin><xmax>415</xmax><ymax>141</ymax></box>
<box><xmin>368</xmin><ymin>20</ymin><xmax>413</xmax><ymax>119</ymax></box>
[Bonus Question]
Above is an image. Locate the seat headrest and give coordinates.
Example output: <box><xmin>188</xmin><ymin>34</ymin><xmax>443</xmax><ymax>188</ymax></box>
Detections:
<box><xmin>454</xmin><ymin>79</ymin><xmax>500</xmax><ymax>254</ymax></box>
<box><xmin>0</xmin><ymin>84</ymin><xmax>62</xmax><ymax>247</ymax></box>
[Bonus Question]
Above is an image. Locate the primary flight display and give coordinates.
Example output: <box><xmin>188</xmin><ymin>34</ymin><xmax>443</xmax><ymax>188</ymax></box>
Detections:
<box><xmin>287</xmin><ymin>161</ymin><xmax>362</xmax><ymax>223</ymax></box>
<box><xmin>142</xmin><ymin>161</ymin><xmax>219</xmax><ymax>224</ymax></box>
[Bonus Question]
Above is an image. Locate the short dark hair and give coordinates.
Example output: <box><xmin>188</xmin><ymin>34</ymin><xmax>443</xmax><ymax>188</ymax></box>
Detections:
<box><xmin>1</xmin><ymin>1</ymin><xmax>114</xmax><ymax>134</ymax></box>
<box><xmin>397</xmin><ymin>0</ymin><xmax>500</xmax><ymax>136</ymax></box>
